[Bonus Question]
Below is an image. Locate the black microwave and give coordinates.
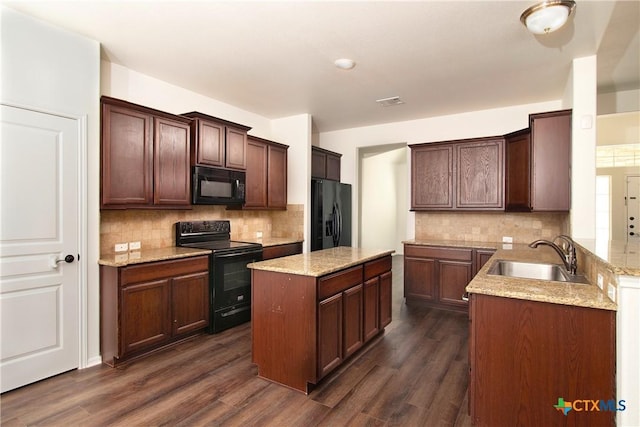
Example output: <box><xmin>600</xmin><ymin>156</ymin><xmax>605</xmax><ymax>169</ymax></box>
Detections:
<box><xmin>192</xmin><ymin>166</ymin><xmax>245</xmax><ymax>205</ymax></box>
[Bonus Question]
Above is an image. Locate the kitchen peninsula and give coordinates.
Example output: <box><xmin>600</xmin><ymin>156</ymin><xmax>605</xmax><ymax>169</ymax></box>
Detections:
<box><xmin>248</xmin><ymin>247</ymin><xmax>394</xmax><ymax>393</ymax></box>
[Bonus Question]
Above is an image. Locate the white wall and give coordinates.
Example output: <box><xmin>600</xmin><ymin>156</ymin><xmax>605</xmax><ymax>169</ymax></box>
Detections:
<box><xmin>319</xmin><ymin>100</ymin><xmax>562</xmax><ymax>249</ymax></box>
<box><xmin>1</xmin><ymin>6</ymin><xmax>101</xmax><ymax>366</ymax></box>
<box><xmin>598</xmin><ymin>89</ymin><xmax>640</xmax><ymax>115</ymax></box>
<box><xmin>360</xmin><ymin>145</ymin><xmax>407</xmax><ymax>254</ymax></box>
<box><xmin>567</xmin><ymin>56</ymin><xmax>598</xmax><ymax>239</ymax></box>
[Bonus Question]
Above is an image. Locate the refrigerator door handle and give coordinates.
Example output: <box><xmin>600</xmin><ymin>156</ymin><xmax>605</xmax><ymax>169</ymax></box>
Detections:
<box><xmin>334</xmin><ymin>202</ymin><xmax>342</xmax><ymax>246</ymax></box>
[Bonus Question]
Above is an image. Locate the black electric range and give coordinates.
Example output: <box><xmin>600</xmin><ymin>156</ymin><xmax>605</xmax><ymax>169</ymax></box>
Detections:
<box><xmin>175</xmin><ymin>220</ymin><xmax>262</xmax><ymax>333</ymax></box>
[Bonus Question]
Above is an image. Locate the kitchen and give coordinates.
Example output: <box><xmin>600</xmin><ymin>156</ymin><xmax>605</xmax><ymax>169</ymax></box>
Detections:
<box><xmin>1</xmin><ymin>1</ymin><xmax>639</xmax><ymax>426</ymax></box>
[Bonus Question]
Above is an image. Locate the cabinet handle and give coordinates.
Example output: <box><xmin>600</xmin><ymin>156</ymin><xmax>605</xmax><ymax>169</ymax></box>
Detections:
<box><xmin>462</xmin><ymin>293</ymin><xmax>469</xmax><ymax>302</ymax></box>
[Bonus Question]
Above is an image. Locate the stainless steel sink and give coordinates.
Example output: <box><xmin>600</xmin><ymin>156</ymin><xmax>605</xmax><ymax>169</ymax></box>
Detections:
<box><xmin>487</xmin><ymin>260</ymin><xmax>590</xmax><ymax>284</ymax></box>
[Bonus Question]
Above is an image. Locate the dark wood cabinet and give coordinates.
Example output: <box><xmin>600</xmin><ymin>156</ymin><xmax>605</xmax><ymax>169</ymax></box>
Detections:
<box><xmin>456</xmin><ymin>138</ymin><xmax>504</xmax><ymax>209</ymax></box>
<box><xmin>411</xmin><ymin>144</ymin><xmax>453</xmax><ymax>209</ymax></box>
<box><xmin>474</xmin><ymin>249</ymin><xmax>496</xmax><ymax>275</ymax></box>
<box><xmin>252</xmin><ymin>254</ymin><xmax>392</xmax><ymax>393</ymax></box>
<box><xmin>244</xmin><ymin>136</ymin><xmax>288</xmax><ymax>210</ymax></box>
<box><xmin>182</xmin><ymin>111</ymin><xmax>251</xmax><ymax>171</ymax></box>
<box><xmin>261</xmin><ymin>242</ymin><xmax>303</xmax><ymax>260</ymax></box>
<box><xmin>100</xmin><ymin>256</ymin><xmax>209</xmax><ymax>366</ymax></box>
<box><xmin>410</xmin><ymin>137</ymin><xmax>504</xmax><ymax>211</ymax></box>
<box><xmin>469</xmin><ymin>293</ymin><xmax>615</xmax><ymax>426</ymax></box>
<box><xmin>101</xmin><ymin>96</ymin><xmax>192</xmax><ymax>209</ymax></box>
<box><xmin>404</xmin><ymin>244</ymin><xmax>484</xmax><ymax>312</ymax></box>
<box><xmin>318</xmin><ymin>292</ymin><xmax>343</xmax><ymax>378</ymax></box>
<box><xmin>312</xmin><ymin>146</ymin><xmax>342</xmax><ymax>181</ymax></box>
<box><xmin>505</xmin><ymin>109</ymin><xmax>571</xmax><ymax>212</ymax></box>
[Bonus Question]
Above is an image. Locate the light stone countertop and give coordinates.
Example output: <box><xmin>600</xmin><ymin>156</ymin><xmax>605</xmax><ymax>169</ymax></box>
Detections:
<box><xmin>98</xmin><ymin>247</ymin><xmax>211</xmax><ymax>267</ymax></box>
<box><xmin>465</xmin><ymin>244</ymin><xmax>617</xmax><ymax>311</ymax></box>
<box><xmin>573</xmin><ymin>238</ymin><xmax>639</xmax><ymax>276</ymax></box>
<box><xmin>247</xmin><ymin>246</ymin><xmax>395</xmax><ymax>277</ymax></box>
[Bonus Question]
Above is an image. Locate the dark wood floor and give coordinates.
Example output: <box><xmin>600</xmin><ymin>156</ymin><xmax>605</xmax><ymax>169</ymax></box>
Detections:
<box><xmin>1</xmin><ymin>256</ymin><xmax>472</xmax><ymax>426</ymax></box>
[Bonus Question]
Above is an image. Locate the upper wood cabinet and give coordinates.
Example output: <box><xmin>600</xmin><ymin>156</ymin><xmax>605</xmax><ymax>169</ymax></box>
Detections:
<box><xmin>312</xmin><ymin>146</ymin><xmax>342</xmax><ymax>181</ymax></box>
<box><xmin>101</xmin><ymin>96</ymin><xmax>192</xmax><ymax>209</ymax></box>
<box><xmin>181</xmin><ymin>111</ymin><xmax>251</xmax><ymax>171</ymax></box>
<box><xmin>244</xmin><ymin>136</ymin><xmax>288</xmax><ymax>210</ymax></box>
<box><xmin>505</xmin><ymin>109</ymin><xmax>572</xmax><ymax>212</ymax></box>
<box><xmin>410</xmin><ymin>137</ymin><xmax>504</xmax><ymax>211</ymax></box>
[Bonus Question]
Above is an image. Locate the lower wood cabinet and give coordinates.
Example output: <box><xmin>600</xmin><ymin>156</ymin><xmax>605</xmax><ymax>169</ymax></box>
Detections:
<box><xmin>404</xmin><ymin>244</ymin><xmax>495</xmax><ymax>312</ymax></box>
<box><xmin>100</xmin><ymin>256</ymin><xmax>209</xmax><ymax>366</ymax></box>
<box><xmin>252</xmin><ymin>254</ymin><xmax>392</xmax><ymax>393</ymax></box>
<box><xmin>469</xmin><ymin>293</ymin><xmax>615</xmax><ymax>426</ymax></box>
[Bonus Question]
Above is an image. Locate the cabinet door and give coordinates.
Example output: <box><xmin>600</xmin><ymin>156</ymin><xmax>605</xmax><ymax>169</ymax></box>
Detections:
<box><xmin>196</xmin><ymin>120</ymin><xmax>224</xmax><ymax>167</ymax></box>
<box><xmin>474</xmin><ymin>249</ymin><xmax>496</xmax><ymax>275</ymax></box>
<box><xmin>363</xmin><ymin>277</ymin><xmax>379</xmax><ymax>342</ymax></box>
<box><xmin>326</xmin><ymin>153</ymin><xmax>341</xmax><ymax>181</ymax></box>
<box><xmin>404</xmin><ymin>256</ymin><xmax>437</xmax><ymax>301</ymax></box>
<box><xmin>411</xmin><ymin>144</ymin><xmax>453</xmax><ymax>209</ymax></box>
<box><xmin>505</xmin><ymin>131</ymin><xmax>531</xmax><ymax>211</ymax></box>
<box><xmin>171</xmin><ymin>271</ymin><xmax>209</xmax><ymax>337</ymax></box>
<box><xmin>267</xmin><ymin>144</ymin><xmax>287</xmax><ymax>209</ymax></box>
<box><xmin>120</xmin><ymin>279</ymin><xmax>171</xmax><ymax>356</ymax></box>
<box><xmin>245</xmin><ymin>139</ymin><xmax>268</xmax><ymax>207</ymax></box>
<box><xmin>154</xmin><ymin>117</ymin><xmax>191</xmax><ymax>206</ymax></box>
<box><xmin>379</xmin><ymin>271</ymin><xmax>392</xmax><ymax>329</ymax></box>
<box><xmin>318</xmin><ymin>293</ymin><xmax>343</xmax><ymax>378</ymax></box>
<box><xmin>530</xmin><ymin>110</ymin><xmax>571</xmax><ymax>211</ymax></box>
<box><xmin>225</xmin><ymin>126</ymin><xmax>247</xmax><ymax>170</ymax></box>
<box><xmin>456</xmin><ymin>139</ymin><xmax>504</xmax><ymax>209</ymax></box>
<box><xmin>438</xmin><ymin>260</ymin><xmax>472</xmax><ymax>309</ymax></box>
<box><xmin>311</xmin><ymin>149</ymin><xmax>327</xmax><ymax>179</ymax></box>
<box><xmin>343</xmin><ymin>284</ymin><xmax>364</xmax><ymax>358</ymax></box>
<box><xmin>101</xmin><ymin>103</ymin><xmax>153</xmax><ymax>207</ymax></box>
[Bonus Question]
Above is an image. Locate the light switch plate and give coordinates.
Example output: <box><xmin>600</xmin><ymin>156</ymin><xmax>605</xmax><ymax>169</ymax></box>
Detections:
<box><xmin>607</xmin><ymin>283</ymin><xmax>616</xmax><ymax>302</ymax></box>
<box><xmin>502</xmin><ymin>236</ymin><xmax>513</xmax><ymax>243</ymax></box>
<box><xmin>115</xmin><ymin>243</ymin><xmax>128</xmax><ymax>252</ymax></box>
<box><xmin>129</xmin><ymin>241</ymin><xmax>141</xmax><ymax>250</ymax></box>
<box><xmin>597</xmin><ymin>274</ymin><xmax>604</xmax><ymax>289</ymax></box>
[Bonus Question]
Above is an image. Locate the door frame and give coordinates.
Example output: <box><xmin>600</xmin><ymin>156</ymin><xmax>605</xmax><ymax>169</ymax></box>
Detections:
<box><xmin>2</xmin><ymin>101</ymin><xmax>89</xmax><ymax>370</ymax></box>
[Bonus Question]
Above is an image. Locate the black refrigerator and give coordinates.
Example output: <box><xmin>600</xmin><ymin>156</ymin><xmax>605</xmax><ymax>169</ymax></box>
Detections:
<box><xmin>311</xmin><ymin>179</ymin><xmax>352</xmax><ymax>251</ymax></box>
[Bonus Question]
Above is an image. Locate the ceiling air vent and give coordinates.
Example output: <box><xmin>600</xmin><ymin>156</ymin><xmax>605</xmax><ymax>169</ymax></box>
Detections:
<box><xmin>376</xmin><ymin>96</ymin><xmax>404</xmax><ymax>107</ymax></box>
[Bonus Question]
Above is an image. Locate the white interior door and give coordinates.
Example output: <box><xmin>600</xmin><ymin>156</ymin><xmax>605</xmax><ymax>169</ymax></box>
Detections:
<box><xmin>628</xmin><ymin>175</ymin><xmax>640</xmax><ymax>242</ymax></box>
<box><xmin>0</xmin><ymin>105</ymin><xmax>80</xmax><ymax>393</ymax></box>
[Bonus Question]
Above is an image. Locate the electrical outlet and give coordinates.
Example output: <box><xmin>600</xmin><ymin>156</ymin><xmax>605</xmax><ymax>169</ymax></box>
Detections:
<box><xmin>597</xmin><ymin>274</ymin><xmax>604</xmax><ymax>289</ymax></box>
<box><xmin>129</xmin><ymin>241</ymin><xmax>141</xmax><ymax>250</ymax></box>
<box><xmin>115</xmin><ymin>243</ymin><xmax>128</xmax><ymax>252</ymax></box>
<box><xmin>256</xmin><ymin>231</ymin><xmax>263</xmax><ymax>238</ymax></box>
<box><xmin>502</xmin><ymin>236</ymin><xmax>513</xmax><ymax>243</ymax></box>
<box><xmin>607</xmin><ymin>283</ymin><xmax>616</xmax><ymax>303</ymax></box>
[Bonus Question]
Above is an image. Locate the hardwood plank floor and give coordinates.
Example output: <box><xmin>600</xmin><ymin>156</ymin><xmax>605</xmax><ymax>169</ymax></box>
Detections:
<box><xmin>0</xmin><ymin>256</ymin><xmax>472</xmax><ymax>426</ymax></box>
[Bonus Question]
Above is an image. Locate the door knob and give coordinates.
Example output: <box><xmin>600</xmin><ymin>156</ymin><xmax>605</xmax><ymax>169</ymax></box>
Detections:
<box><xmin>51</xmin><ymin>254</ymin><xmax>75</xmax><ymax>268</ymax></box>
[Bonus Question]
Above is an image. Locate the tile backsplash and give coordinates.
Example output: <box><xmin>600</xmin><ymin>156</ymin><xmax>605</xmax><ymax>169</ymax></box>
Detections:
<box><xmin>415</xmin><ymin>211</ymin><xmax>570</xmax><ymax>244</ymax></box>
<box><xmin>100</xmin><ymin>204</ymin><xmax>304</xmax><ymax>254</ymax></box>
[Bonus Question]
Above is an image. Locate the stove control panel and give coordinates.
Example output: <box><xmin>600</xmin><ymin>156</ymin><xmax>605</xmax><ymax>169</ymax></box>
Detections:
<box><xmin>177</xmin><ymin>220</ymin><xmax>231</xmax><ymax>237</ymax></box>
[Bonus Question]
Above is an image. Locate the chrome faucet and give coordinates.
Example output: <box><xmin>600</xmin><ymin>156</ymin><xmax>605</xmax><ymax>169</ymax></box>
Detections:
<box><xmin>528</xmin><ymin>235</ymin><xmax>577</xmax><ymax>275</ymax></box>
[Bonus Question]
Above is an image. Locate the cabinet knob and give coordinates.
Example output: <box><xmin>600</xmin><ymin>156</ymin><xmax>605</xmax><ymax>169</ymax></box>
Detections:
<box><xmin>174</xmin><ymin>319</ymin><xmax>177</xmax><ymax>323</ymax></box>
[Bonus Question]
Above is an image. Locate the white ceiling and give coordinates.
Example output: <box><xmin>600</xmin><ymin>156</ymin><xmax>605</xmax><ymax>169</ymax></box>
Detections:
<box><xmin>3</xmin><ymin>1</ymin><xmax>639</xmax><ymax>132</ymax></box>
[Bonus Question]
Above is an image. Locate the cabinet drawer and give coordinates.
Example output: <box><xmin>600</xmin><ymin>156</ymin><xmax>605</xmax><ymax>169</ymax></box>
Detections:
<box><xmin>318</xmin><ymin>266</ymin><xmax>363</xmax><ymax>300</ymax></box>
<box><xmin>121</xmin><ymin>256</ymin><xmax>209</xmax><ymax>285</ymax></box>
<box><xmin>364</xmin><ymin>256</ymin><xmax>392</xmax><ymax>280</ymax></box>
<box><xmin>405</xmin><ymin>245</ymin><xmax>472</xmax><ymax>262</ymax></box>
<box><xmin>262</xmin><ymin>242</ymin><xmax>303</xmax><ymax>260</ymax></box>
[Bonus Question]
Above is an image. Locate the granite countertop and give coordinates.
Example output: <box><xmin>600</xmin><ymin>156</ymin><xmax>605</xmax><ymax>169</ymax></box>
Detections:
<box><xmin>466</xmin><ymin>244</ymin><xmax>617</xmax><ymax>311</ymax></box>
<box><xmin>99</xmin><ymin>247</ymin><xmax>211</xmax><ymax>267</ymax></box>
<box><xmin>240</xmin><ymin>237</ymin><xmax>304</xmax><ymax>247</ymax></box>
<box><xmin>248</xmin><ymin>246</ymin><xmax>395</xmax><ymax>277</ymax></box>
<box><xmin>573</xmin><ymin>238</ymin><xmax>639</xmax><ymax>276</ymax></box>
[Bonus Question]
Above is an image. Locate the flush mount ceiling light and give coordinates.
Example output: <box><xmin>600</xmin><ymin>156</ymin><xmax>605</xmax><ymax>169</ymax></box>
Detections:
<box><xmin>334</xmin><ymin>58</ymin><xmax>356</xmax><ymax>70</ymax></box>
<box><xmin>376</xmin><ymin>96</ymin><xmax>404</xmax><ymax>107</ymax></box>
<box><xmin>520</xmin><ymin>0</ymin><xmax>576</xmax><ymax>35</ymax></box>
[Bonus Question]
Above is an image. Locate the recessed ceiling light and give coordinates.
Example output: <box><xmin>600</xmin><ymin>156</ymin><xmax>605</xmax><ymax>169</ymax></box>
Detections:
<box><xmin>376</xmin><ymin>96</ymin><xmax>404</xmax><ymax>107</ymax></box>
<box><xmin>334</xmin><ymin>58</ymin><xmax>356</xmax><ymax>70</ymax></box>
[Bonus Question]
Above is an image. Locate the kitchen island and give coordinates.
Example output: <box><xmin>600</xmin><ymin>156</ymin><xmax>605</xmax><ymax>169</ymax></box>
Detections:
<box><xmin>248</xmin><ymin>246</ymin><xmax>394</xmax><ymax>393</ymax></box>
